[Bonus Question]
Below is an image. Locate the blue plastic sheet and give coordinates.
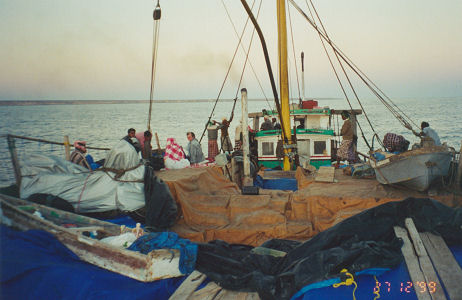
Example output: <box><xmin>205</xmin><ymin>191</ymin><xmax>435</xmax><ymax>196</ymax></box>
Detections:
<box><xmin>128</xmin><ymin>232</ymin><xmax>198</xmax><ymax>274</ymax></box>
<box><xmin>254</xmin><ymin>175</ymin><xmax>298</xmax><ymax>191</ymax></box>
<box><xmin>0</xmin><ymin>225</ymin><xmax>186</xmax><ymax>300</ymax></box>
<box><xmin>292</xmin><ymin>246</ymin><xmax>462</xmax><ymax>300</ymax></box>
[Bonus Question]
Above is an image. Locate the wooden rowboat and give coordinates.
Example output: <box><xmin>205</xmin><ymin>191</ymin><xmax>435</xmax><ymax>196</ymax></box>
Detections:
<box><xmin>0</xmin><ymin>193</ymin><xmax>183</xmax><ymax>282</ymax></box>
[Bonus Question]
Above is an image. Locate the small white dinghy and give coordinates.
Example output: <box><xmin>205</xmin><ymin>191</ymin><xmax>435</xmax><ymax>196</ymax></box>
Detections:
<box><xmin>370</xmin><ymin>145</ymin><xmax>454</xmax><ymax>192</ymax></box>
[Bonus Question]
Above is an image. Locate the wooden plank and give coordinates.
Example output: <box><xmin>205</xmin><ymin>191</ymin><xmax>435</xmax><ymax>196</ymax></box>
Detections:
<box><xmin>189</xmin><ymin>282</ymin><xmax>222</xmax><ymax>300</ymax></box>
<box><xmin>214</xmin><ymin>289</ymin><xmax>260</xmax><ymax>300</ymax></box>
<box><xmin>394</xmin><ymin>226</ymin><xmax>432</xmax><ymax>300</ymax></box>
<box><xmin>7</xmin><ymin>135</ymin><xmax>22</xmax><ymax>189</ymax></box>
<box><xmin>64</xmin><ymin>135</ymin><xmax>71</xmax><ymax>161</ymax></box>
<box><xmin>404</xmin><ymin>219</ymin><xmax>446</xmax><ymax>300</ymax></box>
<box><xmin>420</xmin><ymin>232</ymin><xmax>462</xmax><ymax>300</ymax></box>
<box><xmin>315</xmin><ymin>166</ymin><xmax>335</xmax><ymax>182</ymax></box>
<box><xmin>169</xmin><ymin>270</ymin><xmax>206</xmax><ymax>300</ymax></box>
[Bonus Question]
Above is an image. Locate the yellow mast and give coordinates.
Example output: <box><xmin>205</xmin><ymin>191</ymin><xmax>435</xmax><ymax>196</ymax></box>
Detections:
<box><xmin>277</xmin><ymin>0</ymin><xmax>292</xmax><ymax>171</ymax></box>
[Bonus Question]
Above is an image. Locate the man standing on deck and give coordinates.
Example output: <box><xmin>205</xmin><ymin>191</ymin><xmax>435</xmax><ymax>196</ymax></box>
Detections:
<box><xmin>213</xmin><ymin>116</ymin><xmax>233</xmax><ymax>153</ymax></box>
<box><xmin>186</xmin><ymin>132</ymin><xmax>205</xmax><ymax>164</ymax></box>
<box><xmin>412</xmin><ymin>122</ymin><xmax>441</xmax><ymax>146</ymax></box>
<box><xmin>260</xmin><ymin>115</ymin><xmax>274</xmax><ymax>131</ymax></box>
<box><xmin>122</xmin><ymin>128</ymin><xmax>141</xmax><ymax>152</ymax></box>
<box><xmin>336</xmin><ymin>110</ymin><xmax>358</xmax><ymax>165</ymax></box>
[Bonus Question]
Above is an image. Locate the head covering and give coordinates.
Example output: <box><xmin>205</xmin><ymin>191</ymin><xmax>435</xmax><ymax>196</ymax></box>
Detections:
<box><xmin>264</xmin><ymin>115</ymin><xmax>269</xmax><ymax>120</ymax></box>
<box><xmin>222</xmin><ymin>117</ymin><xmax>227</xmax><ymax>121</ymax></box>
<box><xmin>165</xmin><ymin>138</ymin><xmax>185</xmax><ymax>161</ymax></box>
<box><xmin>73</xmin><ymin>140</ymin><xmax>86</xmax><ymax>152</ymax></box>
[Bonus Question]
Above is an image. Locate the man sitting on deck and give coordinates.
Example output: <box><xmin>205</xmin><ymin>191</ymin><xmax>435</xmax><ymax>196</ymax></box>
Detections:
<box><xmin>412</xmin><ymin>121</ymin><xmax>441</xmax><ymax>146</ymax></box>
<box><xmin>186</xmin><ymin>132</ymin><xmax>205</xmax><ymax>164</ymax></box>
<box><xmin>122</xmin><ymin>128</ymin><xmax>141</xmax><ymax>152</ymax></box>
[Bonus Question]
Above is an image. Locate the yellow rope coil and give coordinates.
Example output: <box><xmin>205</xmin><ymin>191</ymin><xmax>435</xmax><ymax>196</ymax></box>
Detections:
<box><xmin>332</xmin><ymin>269</ymin><xmax>358</xmax><ymax>300</ymax></box>
<box><xmin>373</xmin><ymin>275</ymin><xmax>381</xmax><ymax>300</ymax></box>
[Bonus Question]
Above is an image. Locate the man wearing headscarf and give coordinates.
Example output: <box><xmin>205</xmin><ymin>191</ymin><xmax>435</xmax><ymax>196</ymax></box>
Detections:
<box><xmin>336</xmin><ymin>110</ymin><xmax>358</xmax><ymax>164</ymax></box>
<box><xmin>70</xmin><ymin>141</ymin><xmax>91</xmax><ymax>169</ymax></box>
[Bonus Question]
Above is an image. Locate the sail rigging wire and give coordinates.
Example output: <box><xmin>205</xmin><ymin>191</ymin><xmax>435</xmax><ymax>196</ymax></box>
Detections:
<box><xmin>305</xmin><ymin>0</ymin><xmax>382</xmax><ymax>147</ymax></box>
<box><xmin>199</xmin><ymin>0</ymin><xmax>258</xmax><ymax>143</ymax></box>
<box><xmin>300</xmin><ymin>0</ymin><xmax>373</xmax><ymax>149</ymax></box>
<box><xmin>147</xmin><ymin>0</ymin><xmax>162</xmax><ymax>131</ymax></box>
<box><xmin>239</xmin><ymin>0</ymin><xmax>289</xmax><ymax>143</ymax></box>
<box><xmin>287</xmin><ymin>1</ymin><xmax>302</xmax><ymax>102</ymax></box>
<box><xmin>292</xmin><ymin>0</ymin><xmax>417</xmax><ymax>132</ymax></box>
<box><xmin>224</xmin><ymin>0</ymin><xmax>268</xmax><ymax>106</ymax></box>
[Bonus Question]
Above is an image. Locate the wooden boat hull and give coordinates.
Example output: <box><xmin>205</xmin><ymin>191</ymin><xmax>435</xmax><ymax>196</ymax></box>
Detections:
<box><xmin>370</xmin><ymin>149</ymin><xmax>452</xmax><ymax>192</ymax></box>
<box><xmin>0</xmin><ymin>194</ymin><xmax>183</xmax><ymax>282</ymax></box>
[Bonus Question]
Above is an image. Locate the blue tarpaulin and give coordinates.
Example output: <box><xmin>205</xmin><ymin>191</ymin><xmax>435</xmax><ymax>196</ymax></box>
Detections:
<box><xmin>128</xmin><ymin>232</ymin><xmax>198</xmax><ymax>274</ymax></box>
<box><xmin>0</xmin><ymin>225</ymin><xmax>187</xmax><ymax>300</ymax></box>
<box><xmin>254</xmin><ymin>175</ymin><xmax>298</xmax><ymax>191</ymax></box>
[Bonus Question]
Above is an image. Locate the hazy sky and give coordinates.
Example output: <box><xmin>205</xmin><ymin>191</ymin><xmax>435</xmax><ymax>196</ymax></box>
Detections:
<box><xmin>0</xmin><ymin>0</ymin><xmax>461</xmax><ymax>100</ymax></box>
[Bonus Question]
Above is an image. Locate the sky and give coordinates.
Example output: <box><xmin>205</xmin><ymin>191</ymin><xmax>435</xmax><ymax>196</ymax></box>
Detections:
<box><xmin>0</xmin><ymin>0</ymin><xmax>461</xmax><ymax>100</ymax></box>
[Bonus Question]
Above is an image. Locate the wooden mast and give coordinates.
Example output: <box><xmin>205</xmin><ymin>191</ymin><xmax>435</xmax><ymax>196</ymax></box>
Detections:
<box><xmin>277</xmin><ymin>0</ymin><xmax>292</xmax><ymax>171</ymax></box>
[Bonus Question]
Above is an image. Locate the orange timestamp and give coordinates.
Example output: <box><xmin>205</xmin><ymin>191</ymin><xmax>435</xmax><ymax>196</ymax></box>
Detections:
<box><xmin>374</xmin><ymin>281</ymin><xmax>437</xmax><ymax>294</ymax></box>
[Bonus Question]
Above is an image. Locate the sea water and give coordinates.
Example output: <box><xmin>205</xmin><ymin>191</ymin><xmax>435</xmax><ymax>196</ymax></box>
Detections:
<box><xmin>0</xmin><ymin>97</ymin><xmax>460</xmax><ymax>186</ymax></box>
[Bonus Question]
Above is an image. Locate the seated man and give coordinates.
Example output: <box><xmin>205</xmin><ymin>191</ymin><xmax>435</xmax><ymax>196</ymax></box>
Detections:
<box><xmin>272</xmin><ymin>117</ymin><xmax>281</xmax><ymax>130</ymax></box>
<box><xmin>70</xmin><ymin>141</ymin><xmax>91</xmax><ymax>169</ymax></box>
<box><xmin>260</xmin><ymin>115</ymin><xmax>274</xmax><ymax>131</ymax></box>
<box><xmin>122</xmin><ymin>128</ymin><xmax>141</xmax><ymax>152</ymax></box>
<box><xmin>413</xmin><ymin>121</ymin><xmax>441</xmax><ymax>146</ymax></box>
<box><xmin>186</xmin><ymin>132</ymin><xmax>205</xmax><ymax>164</ymax></box>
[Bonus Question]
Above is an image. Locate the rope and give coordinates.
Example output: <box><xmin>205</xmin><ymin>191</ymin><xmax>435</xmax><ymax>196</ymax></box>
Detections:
<box><xmin>6</xmin><ymin>134</ymin><xmax>110</xmax><ymax>150</ymax></box>
<box><xmin>287</xmin><ymin>1</ymin><xmax>301</xmax><ymax>102</ymax></box>
<box><xmin>199</xmin><ymin>0</ymin><xmax>257</xmax><ymax>144</ymax></box>
<box><xmin>293</xmin><ymin>0</ymin><xmax>417</xmax><ymax>132</ymax></box>
<box><xmin>332</xmin><ymin>269</ymin><xmax>358</xmax><ymax>300</ymax></box>
<box><xmin>147</xmin><ymin>0</ymin><xmax>162</xmax><ymax>131</ymax></box>
<box><xmin>301</xmin><ymin>0</ymin><xmax>372</xmax><ymax>150</ymax></box>
<box><xmin>221</xmin><ymin>0</ymin><xmax>272</xmax><ymax>111</ymax></box>
<box><xmin>373</xmin><ymin>275</ymin><xmax>381</xmax><ymax>300</ymax></box>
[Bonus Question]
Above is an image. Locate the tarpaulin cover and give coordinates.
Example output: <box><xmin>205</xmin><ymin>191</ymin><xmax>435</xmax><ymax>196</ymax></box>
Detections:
<box><xmin>155</xmin><ymin>166</ymin><xmax>460</xmax><ymax>246</ymax></box>
<box><xmin>195</xmin><ymin>198</ymin><xmax>462</xmax><ymax>300</ymax></box>
<box><xmin>292</xmin><ymin>245</ymin><xmax>462</xmax><ymax>300</ymax></box>
<box><xmin>0</xmin><ymin>225</ymin><xmax>185</xmax><ymax>300</ymax></box>
<box><xmin>128</xmin><ymin>232</ymin><xmax>197</xmax><ymax>274</ymax></box>
<box><xmin>143</xmin><ymin>165</ymin><xmax>177</xmax><ymax>231</ymax></box>
<box><xmin>20</xmin><ymin>140</ymin><xmax>145</xmax><ymax>213</ymax></box>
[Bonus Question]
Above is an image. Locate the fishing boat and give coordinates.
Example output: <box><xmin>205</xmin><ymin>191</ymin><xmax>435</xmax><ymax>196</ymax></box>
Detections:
<box><xmin>0</xmin><ymin>193</ymin><xmax>183</xmax><ymax>282</ymax></box>
<box><xmin>370</xmin><ymin>145</ymin><xmax>454</xmax><ymax>192</ymax></box>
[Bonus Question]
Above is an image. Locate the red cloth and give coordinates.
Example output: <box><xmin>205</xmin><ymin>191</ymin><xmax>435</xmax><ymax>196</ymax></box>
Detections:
<box><xmin>165</xmin><ymin>138</ymin><xmax>185</xmax><ymax>161</ymax></box>
<box><xmin>208</xmin><ymin>140</ymin><xmax>219</xmax><ymax>160</ymax></box>
<box><xmin>135</xmin><ymin>132</ymin><xmax>145</xmax><ymax>148</ymax></box>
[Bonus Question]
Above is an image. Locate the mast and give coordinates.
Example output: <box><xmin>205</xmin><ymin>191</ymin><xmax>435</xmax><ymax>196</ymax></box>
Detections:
<box><xmin>277</xmin><ymin>0</ymin><xmax>292</xmax><ymax>171</ymax></box>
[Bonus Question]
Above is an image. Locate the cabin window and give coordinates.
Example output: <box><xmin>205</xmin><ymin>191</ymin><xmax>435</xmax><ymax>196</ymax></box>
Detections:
<box><xmin>262</xmin><ymin>142</ymin><xmax>274</xmax><ymax>155</ymax></box>
<box><xmin>314</xmin><ymin>141</ymin><xmax>326</xmax><ymax>155</ymax></box>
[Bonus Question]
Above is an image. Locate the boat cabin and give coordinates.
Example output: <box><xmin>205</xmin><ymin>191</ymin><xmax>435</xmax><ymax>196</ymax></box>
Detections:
<box><xmin>248</xmin><ymin>101</ymin><xmax>361</xmax><ymax>169</ymax></box>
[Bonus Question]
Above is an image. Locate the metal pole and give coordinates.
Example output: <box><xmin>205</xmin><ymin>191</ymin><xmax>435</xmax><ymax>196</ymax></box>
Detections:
<box><xmin>241</xmin><ymin>88</ymin><xmax>252</xmax><ymax>186</ymax></box>
<box><xmin>301</xmin><ymin>51</ymin><xmax>305</xmax><ymax>102</ymax></box>
<box><xmin>7</xmin><ymin>135</ymin><xmax>22</xmax><ymax>189</ymax></box>
<box><xmin>457</xmin><ymin>140</ymin><xmax>462</xmax><ymax>191</ymax></box>
<box><xmin>64</xmin><ymin>135</ymin><xmax>71</xmax><ymax>161</ymax></box>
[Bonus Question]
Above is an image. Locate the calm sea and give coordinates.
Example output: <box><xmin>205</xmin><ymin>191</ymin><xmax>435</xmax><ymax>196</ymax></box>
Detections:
<box><xmin>0</xmin><ymin>97</ymin><xmax>461</xmax><ymax>186</ymax></box>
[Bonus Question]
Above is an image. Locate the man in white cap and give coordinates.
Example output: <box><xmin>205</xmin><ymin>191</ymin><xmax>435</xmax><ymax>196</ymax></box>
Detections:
<box><xmin>260</xmin><ymin>115</ymin><xmax>274</xmax><ymax>131</ymax></box>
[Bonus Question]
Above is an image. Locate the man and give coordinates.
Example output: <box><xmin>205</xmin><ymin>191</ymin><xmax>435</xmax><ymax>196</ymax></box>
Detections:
<box><xmin>336</xmin><ymin>111</ymin><xmax>358</xmax><ymax>165</ymax></box>
<box><xmin>213</xmin><ymin>117</ymin><xmax>233</xmax><ymax>153</ymax></box>
<box><xmin>142</xmin><ymin>131</ymin><xmax>153</xmax><ymax>159</ymax></box>
<box><xmin>70</xmin><ymin>141</ymin><xmax>91</xmax><ymax>169</ymax></box>
<box><xmin>186</xmin><ymin>132</ymin><xmax>205</xmax><ymax>164</ymax></box>
<box><xmin>122</xmin><ymin>128</ymin><xmax>141</xmax><ymax>152</ymax></box>
<box><xmin>272</xmin><ymin>117</ymin><xmax>281</xmax><ymax>130</ymax></box>
<box><xmin>413</xmin><ymin>122</ymin><xmax>441</xmax><ymax>146</ymax></box>
<box><xmin>260</xmin><ymin>115</ymin><xmax>274</xmax><ymax>131</ymax></box>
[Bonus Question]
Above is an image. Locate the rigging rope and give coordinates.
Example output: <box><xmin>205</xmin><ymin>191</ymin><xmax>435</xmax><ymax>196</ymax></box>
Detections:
<box><xmin>292</xmin><ymin>0</ymin><xmax>418</xmax><ymax>133</ymax></box>
<box><xmin>199</xmin><ymin>0</ymin><xmax>257</xmax><ymax>143</ymax></box>
<box><xmin>221</xmin><ymin>0</ymin><xmax>272</xmax><ymax>111</ymax></box>
<box><xmin>147</xmin><ymin>0</ymin><xmax>162</xmax><ymax>131</ymax></box>
<box><xmin>302</xmin><ymin>0</ymin><xmax>373</xmax><ymax>149</ymax></box>
<box><xmin>287</xmin><ymin>2</ymin><xmax>301</xmax><ymax>102</ymax></box>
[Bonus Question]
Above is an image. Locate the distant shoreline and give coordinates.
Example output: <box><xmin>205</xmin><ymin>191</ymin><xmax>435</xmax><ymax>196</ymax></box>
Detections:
<box><xmin>0</xmin><ymin>98</ymin><xmax>341</xmax><ymax>106</ymax></box>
